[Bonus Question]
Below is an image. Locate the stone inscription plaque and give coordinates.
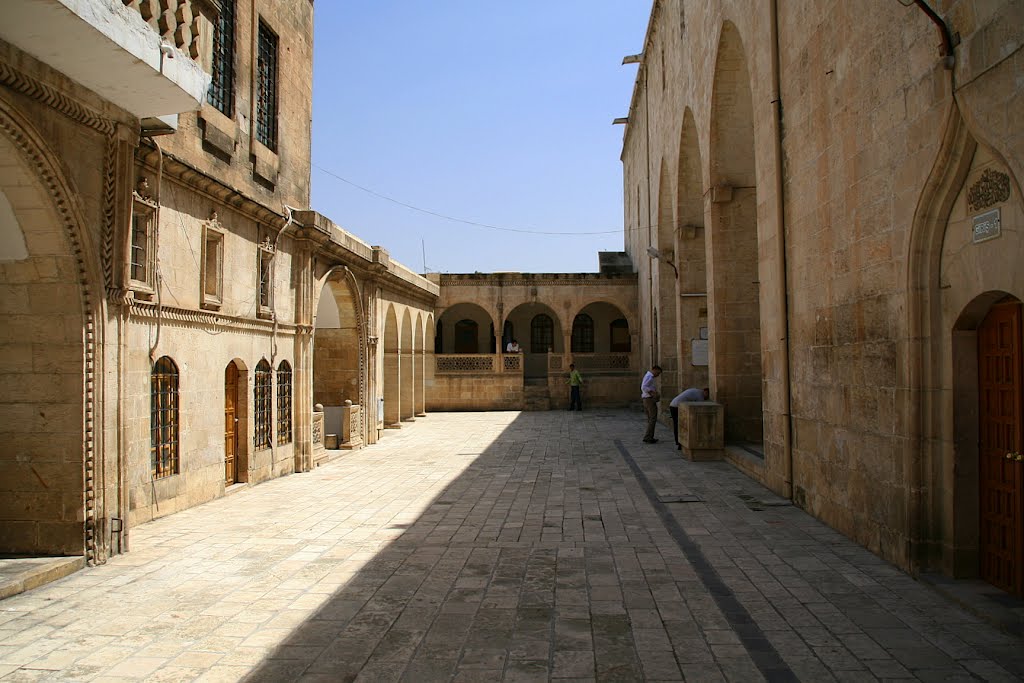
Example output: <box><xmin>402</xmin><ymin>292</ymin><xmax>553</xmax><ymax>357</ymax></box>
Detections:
<box><xmin>972</xmin><ymin>208</ymin><xmax>1001</xmax><ymax>244</ymax></box>
<box><xmin>691</xmin><ymin>338</ymin><xmax>709</xmax><ymax>366</ymax></box>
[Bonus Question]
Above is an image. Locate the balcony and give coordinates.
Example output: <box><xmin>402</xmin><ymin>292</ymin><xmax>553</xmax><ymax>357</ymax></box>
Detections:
<box><xmin>0</xmin><ymin>0</ymin><xmax>211</xmax><ymax>119</ymax></box>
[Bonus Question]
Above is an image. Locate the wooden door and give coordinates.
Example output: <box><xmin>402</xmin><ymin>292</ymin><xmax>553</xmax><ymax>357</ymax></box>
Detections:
<box><xmin>225</xmin><ymin>362</ymin><xmax>239</xmax><ymax>485</ymax></box>
<box><xmin>978</xmin><ymin>301</ymin><xmax>1023</xmax><ymax>597</ymax></box>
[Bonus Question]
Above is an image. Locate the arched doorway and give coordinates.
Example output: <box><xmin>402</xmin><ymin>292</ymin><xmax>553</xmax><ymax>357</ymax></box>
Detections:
<box><xmin>506</xmin><ymin>303</ymin><xmax>563</xmax><ymax>380</ymax></box>
<box><xmin>313</xmin><ymin>275</ymin><xmax>365</xmax><ymax>442</ymax></box>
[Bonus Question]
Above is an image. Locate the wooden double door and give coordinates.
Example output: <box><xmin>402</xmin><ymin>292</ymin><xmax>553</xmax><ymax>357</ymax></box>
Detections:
<box><xmin>978</xmin><ymin>301</ymin><xmax>1024</xmax><ymax>597</ymax></box>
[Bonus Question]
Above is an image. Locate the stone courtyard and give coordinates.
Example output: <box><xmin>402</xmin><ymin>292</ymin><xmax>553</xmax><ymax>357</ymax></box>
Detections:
<box><xmin>0</xmin><ymin>411</ymin><xmax>1021</xmax><ymax>682</ymax></box>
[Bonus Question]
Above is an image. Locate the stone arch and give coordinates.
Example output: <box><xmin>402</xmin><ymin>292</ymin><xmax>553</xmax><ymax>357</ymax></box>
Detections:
<box><xmin>906</xmin><ymin>98</ymin><xmax>1024</xmax><ymax>588</ymax></box>
<box><xmin>383</xmin><ymin>304</ymin><xmax>400</xmax><ymax>428</ymax></box>
<box><xmin>569</xmin><ymin>302</ymin><xmax>633</xmax><ymax>356</ymax></box>
<box><xmin>677</xmin><ymin>107</ymin><xmax>709</xmax><ymax>392</ymax></box>
<box><xmin>436</xmin><ymin>302</ymin><xmax>494</xmax><ymax>354</ymax></box>
<box><xmin>656</xmin><ymin>158</ymin><xmax>679</xmax><ymax>395</ymax></box>
<box><xmin>313</xmin><ymin>268</ymin><xmax>366</xmax><ymax>441</ymax></box>
<box><xmin>400</xmin><ymin>308</ymin><xmax>414</xmax><ymax>421</ymax></box>
<box><xmin>708</xmin><ymin>20</ymin><xmax>763</xmax><ymax>444</ymax></box>
<box><xmin>507</xmin><ymin>302</ymin><xmax>563</xmax><ymax>379</ymax></box>
<box><xmin>0</xmin><ymin>99</ymin><xmax>103</xmax><ymax>563</ymax></box>
<box><xmin>416</xmin><ymin>312</ymin><xmax>426</xmax><ymax>416</ymax></box>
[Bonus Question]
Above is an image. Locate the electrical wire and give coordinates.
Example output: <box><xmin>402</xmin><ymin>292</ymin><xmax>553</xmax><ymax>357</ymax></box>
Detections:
<box><xmin>313</xmin><ymin>163</ymin><xmax>625</xmax><ymax>236</ymax></box>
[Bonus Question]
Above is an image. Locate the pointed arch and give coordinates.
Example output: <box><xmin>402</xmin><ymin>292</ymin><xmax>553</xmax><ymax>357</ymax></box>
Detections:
<box><xmin>677</xmin><ymin>107</ymin><xmax>709</xmax><ymax>390</ymax></box>
<box><xmin>383</xmin><ymin>304</ymin><xmax>400</xmax><ymax>427</ymax></box>
<box><xmin>656</xmin><ymin>158</ymin><xmax>679</xmax><ymax>394</ymax></box>
<box><xmin>400</xmin><ymin>308</ymin><xmax>414</xmax><ymax>421</ymax></box>
<box><xmin>0</xmin><ymin>98</ymin><xmax>102</xmax><ymax>562</ymax></box>
<box><xmin>708</xmin><ymin>20</ymin><xmax>763</xmax><ymax>444</ymax></box>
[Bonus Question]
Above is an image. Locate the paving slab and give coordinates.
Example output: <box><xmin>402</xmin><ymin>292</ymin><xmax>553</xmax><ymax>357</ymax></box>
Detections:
<box><xmin>0</xmin><ymin>410</ymin><xmax>1021</xmax><ymax>681</ymax></box>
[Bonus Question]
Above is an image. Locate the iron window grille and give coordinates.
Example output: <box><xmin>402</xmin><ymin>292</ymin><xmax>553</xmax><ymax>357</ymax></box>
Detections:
<box><xmin>207</xmin><ymin>0</ymin><xmax>236</xmax><ymax>116</ymax></box>
<box><xmin>254</xmin><ymin>359</ymin><xmax>273</xmax><ymax>449</ymax></box>
<box><xmin>277</xmin><ymin>361</ymin><xmax>292</xmax><ymax>445</ymax></box>
<box><xmin>151</xmin><ymin>356</ymin><xmax>179</xmax><ymax>479</ymax></box>
<box><xmin>255</xmin><ymin>20</ymin><xmax>279</xmax><ymax>151</ymax></box>
<box><xmin>531</xmin><ymin>314</ymin><xmax>554</xmax><ymax>353</ymax></box>
<box><xmin>572</xmin><ymin>314</ymin><xmax>595</xmax><ymax>353</ymax></box>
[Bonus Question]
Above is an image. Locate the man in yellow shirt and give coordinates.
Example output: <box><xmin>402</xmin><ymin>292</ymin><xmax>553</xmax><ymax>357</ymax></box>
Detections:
<box><xmin>567</xmin><ymin>363</ymin><xmax>583</xmax><ymax>411</ymax></box>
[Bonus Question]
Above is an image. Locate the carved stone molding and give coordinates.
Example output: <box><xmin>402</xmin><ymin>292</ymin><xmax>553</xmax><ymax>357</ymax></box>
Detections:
<box><xmin>0</xmin><ymin>61</ymin><xmax>116</xmax><ymax>136</ymax></box>
<box><xmin>129</xmin><ymin>300</ymin><xmax>299</xmax><ymax>335</ymax></box>
<box><xmin>0</xmin><ymin>100</ymin><xmax>101</xmax><ymax>565</ymax></box>
<box><xmin>967</xmin><ymin>169</ymin><xmax>1011</xmax><ymax>212</ymax></box>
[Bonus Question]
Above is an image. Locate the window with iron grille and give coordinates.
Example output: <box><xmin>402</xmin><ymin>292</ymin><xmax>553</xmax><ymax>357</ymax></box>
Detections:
<box><xmin>276</xmin><ymin>360</ymin><xmax>292</xmax><ymax>445</ymax></box>
<box><xmin>207</xmin><ymin>0</ymin><xmax>235</xmax><ymax>116</ymax></box>
<box><xmin>151</xmin><ymin>356</ymin><xmax>179</xmax><ymax>479</ymax></box>
<box><xmin>254</xmin><ymin>359</ymin><xmax>272</xmax><ymax>449</ymax></box>
<box><xmin>531</xmin><ymin>314</ymin><xmax>553</xmax><ymax>353</ymax></box>
<box><xmin>571</xmin><ymin>314</ymin><xmax>595</xmax><ymax>353</ymax></box>
<box><xmin>255</xmin><ymin>20</ymin><xmax>279</xmax><ymax>151</ymax></box>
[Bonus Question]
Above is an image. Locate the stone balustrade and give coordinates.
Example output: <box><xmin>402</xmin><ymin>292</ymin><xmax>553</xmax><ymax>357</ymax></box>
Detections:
<box><xmin>122</xmin><ymin>0</ymin><xmax>205</xmax><ymax>60</ymax></box>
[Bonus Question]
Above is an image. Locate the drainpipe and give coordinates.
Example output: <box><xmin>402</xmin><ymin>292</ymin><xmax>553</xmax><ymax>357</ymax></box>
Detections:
<box><xmin>770</xmin><ymin>0</ymin><xmax>795</xmax><ymax>500</ymax></box>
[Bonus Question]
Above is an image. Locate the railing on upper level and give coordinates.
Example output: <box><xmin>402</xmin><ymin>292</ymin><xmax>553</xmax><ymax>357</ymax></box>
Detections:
<box><xmin>122</xmin><ymin>0</ymin><xmax>204</xmax><ymax>59</ymax></box>
<box><xmin>435</xmin><ymin>353</ymin><xmax>525</xmax><ymax>375</ymax></box>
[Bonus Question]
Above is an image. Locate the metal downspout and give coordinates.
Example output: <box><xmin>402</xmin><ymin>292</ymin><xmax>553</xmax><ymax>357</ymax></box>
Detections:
<box><xmin>770</xmin><ymin>0</ymin><xmax>795</xmax><ymax>500</ymax></box>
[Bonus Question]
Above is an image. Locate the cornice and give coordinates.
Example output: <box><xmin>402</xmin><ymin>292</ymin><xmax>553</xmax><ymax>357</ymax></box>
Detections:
<box><xmin>129</xmin><ymin>300</ymin><xmax>298</xmax><ymax>335</ymax></box>
<box><xmin>0</xmin><ymin>60</ymin><xmax>116</xmax><ymax>137</ymax></box>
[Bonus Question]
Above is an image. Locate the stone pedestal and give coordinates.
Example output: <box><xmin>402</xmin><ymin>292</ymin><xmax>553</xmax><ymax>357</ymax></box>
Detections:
<box><xmin>678</xmin><ymin>401</ymin><xmax>724</xmax><ymax>461</ymax></box>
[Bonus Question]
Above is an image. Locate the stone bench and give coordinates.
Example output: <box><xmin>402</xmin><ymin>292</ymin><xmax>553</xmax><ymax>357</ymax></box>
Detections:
<box><xmin>676</xmin><ymin>401</ymin><xmax>724</xmax><ymax>461</ymax></box>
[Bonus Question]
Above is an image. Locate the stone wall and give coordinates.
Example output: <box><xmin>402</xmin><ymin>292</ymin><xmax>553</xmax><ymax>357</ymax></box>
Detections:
<box><xmin>620</xmin><ymin>0</ymin><xmax>1023</xmax><ymax>578</ymax></box>
<box><xmin>427</xmin><ymin>373</ymin><xmax>524</xmax><ymax>412</ymax></box>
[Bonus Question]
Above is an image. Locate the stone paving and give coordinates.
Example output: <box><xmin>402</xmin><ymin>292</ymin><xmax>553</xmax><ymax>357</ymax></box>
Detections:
<box><xmin>0</xmin><ymin>410</ymin><xmax>1022</xmax><ymax>682</ymax></box>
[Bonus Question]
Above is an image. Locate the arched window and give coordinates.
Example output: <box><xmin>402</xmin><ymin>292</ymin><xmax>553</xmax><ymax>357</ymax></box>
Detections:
<box><xmin>531</xmin><ymin>314</ymin><xmax>553</xmax><ymax>353</ymax></box>
<box><xmin>276</xmin><ymin>360</ymin><xmax>292</xmax><ymax>445</ymax></box>
<box><xmin>254</xmin><ymin>359</ymin><xmax>273</xmax><ymax>449</ymax></box>
<box><xmin>571</xmin><ymin>314</ymin><xmax>595</xmax><ymax>353</ymax></box>
<box><xmin>151</xmin><ymin>356</ymin><xmax>179</xmax><ymax>479</ymax></box>
<box><xmin>454</xmin><ymin>319</ymin><xmax>479</xmax><ymax>353</ymax></box>
<box><xmin>610</xmin><ymin>318</ymin><xmax>631</xmax><ymax>352</ymax></box>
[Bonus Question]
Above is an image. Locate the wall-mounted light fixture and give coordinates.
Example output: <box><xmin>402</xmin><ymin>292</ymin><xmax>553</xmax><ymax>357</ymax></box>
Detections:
<box><xmin>646</xmin><ymin>246</ymin><xmax>678</xmax><ymax>279</ymax></box>
<box><xmin>612</xmin><ymin>117</ymin><xmax>629</xmax><ymax>125</ymax></box>
<box><xmin>622</xmin><ymin>53</ymin><xmax>643</xmax><ymax>65</ymax></box>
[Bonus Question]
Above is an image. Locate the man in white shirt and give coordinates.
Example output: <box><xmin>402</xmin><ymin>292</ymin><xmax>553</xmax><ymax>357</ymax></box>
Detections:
<box><xmin>669</xmin><ymin>387</ymin><xmax>710</xmax><ymax>450</ymax></box>
<box><xmin>641</xmin><ymin>365</ymin><xmax>662</xmax><ymax>443</ymax></box>
<box><xmin>505</xmin><ymin>339</ymin><xmax>520</xmax><ymax>353</ymax></box>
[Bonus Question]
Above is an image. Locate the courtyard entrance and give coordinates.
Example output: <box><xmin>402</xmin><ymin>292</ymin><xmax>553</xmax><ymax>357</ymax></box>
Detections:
<box><xmin>978</xmin><ymin>300</ymin><xmax>1024</xmax><ymax>597</ymax></box>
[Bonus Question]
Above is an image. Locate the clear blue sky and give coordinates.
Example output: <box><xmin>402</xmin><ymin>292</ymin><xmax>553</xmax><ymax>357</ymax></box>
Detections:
<box><xmin>310</xmin><ymin>2</ymin><xmax>651</xmax><ymax>274</ymax></box>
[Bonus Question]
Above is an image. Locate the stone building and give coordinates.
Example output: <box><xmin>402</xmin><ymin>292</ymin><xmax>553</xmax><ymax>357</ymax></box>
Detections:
<box><xmin>620</xmin><ymin>0</ymin><xmax>1023</xmax><ymax>596</ymax></box>
<box><xmin>0</xmin><ymin>0</ymin><xmax>435</xmax><ymax>564</ymax></box>
<box><xmin>427</xmin><ymin>259</ymin><xmax>639</xmax><ymax>411</ymax></box>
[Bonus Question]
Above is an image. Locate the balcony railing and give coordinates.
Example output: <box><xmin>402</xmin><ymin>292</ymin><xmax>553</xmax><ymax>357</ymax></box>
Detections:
<box><xmin>123</xmin><ymin>0</ymin><xmax>203</xmax><ymax>59</ymax></box>
<box><xmin>436</xmin><ymin>354</ymin><xmax>525</xmax><ymax>375</ymax></box>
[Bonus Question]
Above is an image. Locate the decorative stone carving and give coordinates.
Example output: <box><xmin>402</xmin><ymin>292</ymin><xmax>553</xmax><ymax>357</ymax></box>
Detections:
<box><xmin>967</xmin><ymin>169</ymin><xmax>1011</xmax><ymax>212</ymax></box>
<box><xmin>436</xmin><ymin>355</ymin><xmax>495</xmax><ymax>373</ymax></box>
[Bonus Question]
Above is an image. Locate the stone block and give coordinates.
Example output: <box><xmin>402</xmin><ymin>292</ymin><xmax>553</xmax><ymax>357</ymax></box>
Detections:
<box><xmin>677</xmin><ymin>402</ymin><xmax>724</xmax><ymax>461</ymax></box>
